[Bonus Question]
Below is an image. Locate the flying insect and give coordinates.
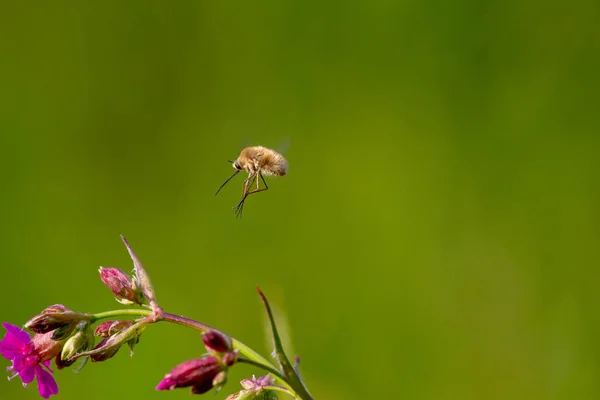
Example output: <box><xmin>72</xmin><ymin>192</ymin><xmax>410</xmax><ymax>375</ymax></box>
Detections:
<box><xmin>215</xmin><ymin>146</ymin><xmax>288</xmax><ymax>218</ymax></box>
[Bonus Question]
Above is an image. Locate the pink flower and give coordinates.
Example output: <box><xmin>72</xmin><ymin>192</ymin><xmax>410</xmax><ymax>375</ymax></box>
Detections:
<box><xmin>0</xmin><ymin>323</ymin><xmax>59</xmax><ymax>399</ymax></box>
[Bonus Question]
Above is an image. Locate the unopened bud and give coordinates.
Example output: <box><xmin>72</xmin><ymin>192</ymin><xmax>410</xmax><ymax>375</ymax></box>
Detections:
<box><xmin>89</xmin><ymin>334</ymin><xmax>140</xmax><ymax>362</ymax></box>
<box><xmin>99</xmin><ymin>267</ymin><xmax>145</xmax><ymax>305</ymax></box>
<box><xmin>94</xmin><ymin>320</ymin><xmax>134</xmax><ymax>338</ymax></box>
<box><xmin>222</xmin><ymin>350</ymin><xmax>238</xmax><ymax>367</ymax></box>
<box><xmin>157</xmin><ymin>356</ymin><xmax>223</xmax><ymax>395</ymax></box>
<box><xmin>212</xmin><ymin>370</ymin><xmax>228</xmax><ymax>389</ymax></box>
<box><xmin>61</xmin><ymin>321</ymin><xmax>94</xmax><ymax>361</ymax></box>
<box><xmin>51</xmin><ymin>324</ymin><xmax>76</xmax><ymax>341</ymax></box>
<box><xmin>203</xmin><ymin>330</ymin><xmax>233</xmax><ymax>354</ymax></box>
<box><xmin>78</xmin><ymin>319</ymin><xmax>146</xmax><ymax>362</ymax></box>
<box><xmin>89</xmin><ymin>338</ymin><xmax>120</xmax><ymax>362</ymax></box>
<box><xmin>55</xmin><ymin>352</ymin><xmax>77</xmax><ymax>369</ymax></box>
<box><xmin>25</xmin><ymin>304</ymin><xmax>87</xmax><ymax>334</ymax></box>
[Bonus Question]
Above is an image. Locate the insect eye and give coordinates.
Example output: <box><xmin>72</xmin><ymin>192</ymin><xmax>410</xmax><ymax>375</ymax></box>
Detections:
<box><xmin>234</xmin><ymin>161</ymin><xmax>241</xmax><ymax>170</ymax></box>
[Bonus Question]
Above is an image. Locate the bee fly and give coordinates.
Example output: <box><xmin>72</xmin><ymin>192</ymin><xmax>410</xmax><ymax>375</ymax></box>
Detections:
<box><xmin>215</xmin><ymin>146</ymin><xmax>288</xmax><ymax>218</ymax></box>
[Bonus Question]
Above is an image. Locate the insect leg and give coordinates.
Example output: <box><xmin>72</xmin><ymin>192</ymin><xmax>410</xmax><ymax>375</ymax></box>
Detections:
<box><xmin>260</xmin><ymin>173</ymin><xmax>268</xmax><ymax>190</ymax></box>
<box><xmin>233</xmin><ymin>173</ymin><xmax>256</xmax><ymax>218</ymax></box>
<box><xmin>234</xmin><ymin>201</ymin><xmax>245</xmax><ymax>219</ymax></box>
<box><xmin>245</xmin><ymin>172</ymin><xmax>269</xmax><ymax>196</ymax></box>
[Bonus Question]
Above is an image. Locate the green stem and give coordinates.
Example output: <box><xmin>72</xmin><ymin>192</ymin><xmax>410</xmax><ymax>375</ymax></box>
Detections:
<box><xmin>237</xmin><ymin>357</ymin><xmax>286</xmax><ymax>383</ymax></box>
<box><xmin>91</xmin><ymin>309</ymin><xmax>152</xmax><ymax>321</ymax></box>
<box><xmin>90</xmin><ymin>309</ymin><xmax>300</xmax><ymax>397</ymax></box>
<box><xmin>263</xmin><ymin>385</ymin><xmax>299</xmax><ymax>399</ymax></box>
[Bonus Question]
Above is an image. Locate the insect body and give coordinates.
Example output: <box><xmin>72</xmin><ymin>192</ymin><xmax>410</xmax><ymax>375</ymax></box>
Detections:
<box><xmin>215</xmin><ymin>146</ymin><xmax>288</xmax><ymax>218</ymax></box>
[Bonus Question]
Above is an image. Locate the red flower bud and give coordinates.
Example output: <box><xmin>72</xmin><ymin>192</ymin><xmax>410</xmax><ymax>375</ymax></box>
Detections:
<box><xmin>94</xmin><ymin>320</ymin><xmax>134</xmax><ymax>338</ymax></box>
<box><xmin>202</xmin><ymin>330</ymin><xmax>232</xmax><ymax>354</ymax></box>
<box><xmin>25</xmin><ymin>304</ymin><xmax>86</xmax><ymax>335</ymax></box>
<box><xmin>99</xmin><ymin>267</ymin><xmax>144</xmax><ymax>305</ymax></box>
<box><xmin>222</xmin><ymin>350</ymin><xmax>238</xmax><ymax>367</ymax></box>
<box><xmin>89</xmin><ymin>338</ymin><xmax>121</xmax><ymax>362</ymax></box>
<box><xmin>156</xmin><ymin>356</ymin><xmax>224</xmax><ymax>395</ymax></box>
<box><xmin>55</xmin><ymin>352</ymin><xmax>77</xmax><ymax>369</ymax></box>
<box><xmin>77</xmin><ymin>319</ymin><xmax>146</xmax><ymax>363</ymax></box>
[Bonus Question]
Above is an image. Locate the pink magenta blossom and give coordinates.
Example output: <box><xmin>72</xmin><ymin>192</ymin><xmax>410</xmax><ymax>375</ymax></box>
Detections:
<box><xmin>0</xmin><ymin>323</ymin><xmax>59</xmax><ymax>398</ymax></box>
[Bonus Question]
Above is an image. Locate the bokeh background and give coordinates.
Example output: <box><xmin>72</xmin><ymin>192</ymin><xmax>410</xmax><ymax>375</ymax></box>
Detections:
<box><xmin>1</xmin><ymin>1</ymin><xmax>599</xmax><ymax>399</ymax></box>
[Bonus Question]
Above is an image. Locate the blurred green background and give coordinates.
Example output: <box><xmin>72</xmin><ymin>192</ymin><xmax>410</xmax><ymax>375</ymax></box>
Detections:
<box><xmin>1</xmin><ymin>1</ymin><xmax>599</xmax><ymax>399</ymax></box>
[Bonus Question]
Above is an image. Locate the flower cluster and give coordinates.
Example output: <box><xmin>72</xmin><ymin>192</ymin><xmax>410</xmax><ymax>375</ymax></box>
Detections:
<box><xmin>0</xmin><ymin>302</ymin><xmax>94</xmax><ymax>399</ymax></box>
<box><xmin>1</xmin><ymin>236</ymin><xmax>312</xmax><ymax>399</ymax></box>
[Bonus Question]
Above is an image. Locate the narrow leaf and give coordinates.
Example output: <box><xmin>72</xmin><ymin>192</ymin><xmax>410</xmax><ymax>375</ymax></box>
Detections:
<box><xmin>256</xmin><ymin>287</ymin><xmax>313</xmax><ymax>400</ymax></box>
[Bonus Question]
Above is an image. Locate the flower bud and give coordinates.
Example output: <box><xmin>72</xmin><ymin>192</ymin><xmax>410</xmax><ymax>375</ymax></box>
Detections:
<box><xmin>211</xmin><ymin>370</ymin><xmax>228</xmax><ymax>390</ymax></box>
<box><xmin>25</xmin><ymin>304</ymin><xmax>86</xmax><ymax>335</ymax></box>
<box><xmin>89</xmin><ymin>338</ymin><xmax>120</xmax><ymax>362</ymax></box>
<box><xmin>60</xmin><ymin>321</ymin><xmax>94</xmax><ymax>361</ymax></box>
<box><xmin>89</xmin><ymin>334</ymin><xmax>139</xmax><ymax>362</ymax></box>
<box><xmin>99</xmin><ymin>267</ymin><xmax>144</xmax><ymax>305</ymax></box>
<box><xmin>94</xmin><ymin>320</ymin><xmax>134</xmax><ymax>338</ymax></box>
<box><xmin>82</xmin><ymin>319</ymin><xmax>146</xmax><ymax>362</ymax></box>
<box><xmin>30</xmin><ymin>330</ymin><xmax>65</xmax><ymax>362</ymax></box>
<box><xmin>203</xmin><ymin>330</ymin><xmax>233</xmax><ymax>354</ymax></box>
<box><xmin>222</xmin><ymin>350</ymin><xmax>238</xmax><ymax>367</ymax></box>
<box><xmin>55</xmin><ymin>351</ymin><xmax>77</xmax><ymax>369</ymax></box>
<box><xmin>157</xmin><ymin>356</ymin><xmax>223</xmax><ymax>394</ymax></box>
<box><xmin>51</xmin><ymin>324</ymin><xmax>76</xmax><ymax>341</ymax></box>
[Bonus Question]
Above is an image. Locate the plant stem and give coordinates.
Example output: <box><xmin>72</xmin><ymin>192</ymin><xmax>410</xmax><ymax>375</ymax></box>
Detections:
<box><xmin>90</xmin><ymin>309</ymin><xmax>301</xmax><ymax>397</ymax></box>
<box><xmin>261</xmin><ymin>385</ymin><xmax>298</xmax><ymax>399</ymax></box>
<box><xmin>91</xmin><ymin>309</ymin><xmax>152</xmax><ymax>321</ymax></box>
<box><xmin>237</xmin><ymin>357</ymin><xmax>286</xmax><ymax>383</ymax></box>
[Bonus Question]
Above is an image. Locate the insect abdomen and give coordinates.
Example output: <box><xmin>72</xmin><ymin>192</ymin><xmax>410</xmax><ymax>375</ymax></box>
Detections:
<box><xmin>263</xmin><ymin>153</ymin><xmax>288</xmax><ymax>176</ymax></box>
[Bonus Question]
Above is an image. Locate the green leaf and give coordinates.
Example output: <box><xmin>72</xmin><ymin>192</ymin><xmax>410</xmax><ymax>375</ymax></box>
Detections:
<box><xmin>256</xmin><ymin>287</ymin><xmax>313</xmax><ymax>400</ymax></box>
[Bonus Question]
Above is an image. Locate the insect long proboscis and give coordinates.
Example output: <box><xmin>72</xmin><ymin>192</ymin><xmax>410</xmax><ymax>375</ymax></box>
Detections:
<box><xmin>214</xmin><ymin>168</ymin><xmax>240</xmax><ymax>196</ymax></box>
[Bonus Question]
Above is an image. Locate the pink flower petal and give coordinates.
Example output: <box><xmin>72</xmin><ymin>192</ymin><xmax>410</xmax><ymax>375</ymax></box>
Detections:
<box><xmin>19</xmin><ymin>366</ymin><xmax>36</xmax><ymax>384</ymax></box>
<box><xmin>2</xmin><ymin>323</ymin><xmax>31</xmax><ymax>345</ymax></box>
<box><xmin>16</xmin><ymin>359</ymin><xmax>36</xmax><ymax>384</ymax></box>
<box><xmin>0</xmin><ymin>345</ymin><xmax>21</xmax><ymax>360</ymax></box>
<box><xmin>35</xmin><ymin>366</ymin><xmax>59</xmax><ymax>398</ymax></box>
<box><xmin>41</xmin><ymin>359</ymin><xmax>53</xmax><ymax>371</ymax></box>
<box><xmin>0</xmin><ymin>337</ymin><xmax>21</xmax><ymax>360</ymax></box>
<box><xmin>0</xmin><ymin>323</ymin><xmax>31</xmax><ymax>360</ymax></box>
